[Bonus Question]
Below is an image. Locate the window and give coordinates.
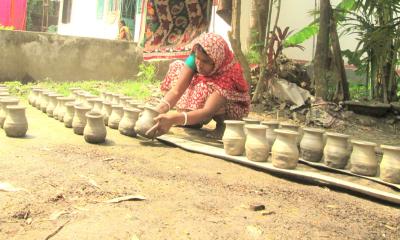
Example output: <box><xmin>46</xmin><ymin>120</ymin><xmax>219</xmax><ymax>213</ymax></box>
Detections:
<box><xmin>61</xmin><ymin>0</ymin><xmax>72</xmax><ymax>23</ymax></box>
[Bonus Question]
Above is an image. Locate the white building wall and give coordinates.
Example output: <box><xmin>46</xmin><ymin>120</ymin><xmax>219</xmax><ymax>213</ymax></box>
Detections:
<box><xmin>58</xmin><ymin>0</ymin><xmax>119</xmax><ymax>40</ymax></box>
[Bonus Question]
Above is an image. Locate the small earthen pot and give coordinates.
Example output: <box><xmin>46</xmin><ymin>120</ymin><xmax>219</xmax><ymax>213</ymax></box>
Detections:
<box><xmin>40</xmin><ymin>91</ymin><xmax>52</xmax><ymax>113</ymax></box>
<box><xmin>134</xmin><ymin>106</ymin><xmax>160</xmax><ymax>138</ymax></box>
<box><xmin>280</xmin><ymin>122</ymin><xmax>301</xmax><ymax>145</ymax></box>
<box><xmin>242</xmin><ymin>117</ymin><xmax>260</xmax><ymax>135</ymax></box>
<box><xmin>56</xmin><ymin>97</ymin><xmax>75</xmax><ymax>122</ymax></box>
<box><xmin>380</xmin><ymin>145</ymin><xmax>400</xmax><ymax>184</ymax></box>
<box><xmin>261</xmin><ymin>120</ymin><xmax>280</xmax><ymax>148</ymax></box>
<box><xmin>111</xmin><ymin>93</ymin><xmax>122</xmax><ymax>105</ymax></box>
<box><xmin>126</xmin><ymin>100</ymin><xmax>142</xmax><ymax>109</ymax></box>
<box><xmin>300</xmin><ymin>128</ymin><xmax>325</xmax><ymax>162</ymax></box>
<box><xmin>0</xmin><ymin>98</ymin><xmax>19</xmax><ymax>128</ymax></box>
<box><xmin>84</xmin><ymin>112</ymin><xmax>107</xmax><ymax>144</ymax></box>
<box><xmin>271</xmin><ymin>129</ymin><xmax>300</xmax><ymax>169</ymax></box>
<box><xmin>119</xmin><ymin>96</ymin><xmax>132</xmax><ymax>108</ymax></box>
<box><xmin>222</xmin><ymin>120</ymin><xmax>246</xmax><ymax>156</ymax></box>
<box><xmin>72</xmin><ymin>104</ymin><xmax>91</xmax><ymax>135</ymax></box>
<box><xmin>323</xmin><ymin>132</ymin><xmax>350</xmax><ymax>169</ymax></box>
<box><xmin>63</xmin><ymin>102</ymin><xmax>75</xmax><ymax>128</ymax></box>
<box><xmin>46</xmin><ymin>93</ymin><xmax>62</xmax><ymax>117</ymax></box>
<box><xmin>104</xmin><ymin>92</ymin><xmax>113</xmax><ymax>103</ymax></box>
<box><xmin>28</xmin><ymin>87</ymin><xmax>40</xmax><ymax>105</ymax></box>
<box><xmin>245</xmin><ymin>125</ymin><xmax>269</xmax><ymax>162</ymax></box>
<box><xmin>33</xmin><ymin>89</ymin><xmax>44</xmax><ymax>108</ymax></box>
<box><xmin>4</xmin><ymin>105</ymin><xmax>28</xmax><ymax>137</ymax></box>
<box><xmin>108</xmin><ymin>104</ymin><xmax>124</xmax><ymax>129</ymax></box>
<box><xmin>349</xmin><ymin>140</ymin><xmax>378</xmax><ymax>176</ymax></box>
<box><xmin>90</xmin><ymin>98</ymin><xmax>103</xmax><ymax>114</ymax></box>
<box><xmin>0</xmin><ymin>92</ymin><xmax>10</xmax><ymax>100</ymax></box>
<box><xmin>119</xmin><ymin>107</ymin><xmax>141</xmax><ymax>137</ymax></box>
<box><xmin>101</xmin><ymin>102</ymin><xmax>113</xmax><ymax>126</ymax></box>
<box><xmin>69</xmin><ymin>87</ymin><xmax>81</xmax><ymax>98</ymax></box>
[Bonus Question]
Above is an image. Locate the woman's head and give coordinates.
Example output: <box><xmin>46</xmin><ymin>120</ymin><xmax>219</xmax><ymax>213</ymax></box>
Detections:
<box><xmin>119</xmin><ymin>20</ymin><xmax>126</xmax><ymax>28</ymax></box>
<box><xmin>192</xmin><ymin>33</ymin><xmax>231</xmax><ymax>76</ymax></box>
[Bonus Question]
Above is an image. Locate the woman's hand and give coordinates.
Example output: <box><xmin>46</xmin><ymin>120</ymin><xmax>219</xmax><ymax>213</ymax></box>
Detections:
<box><xmin>145</xmin><ymin>113</ymin><xmax>182</xmax><ymax>137</ymax></box>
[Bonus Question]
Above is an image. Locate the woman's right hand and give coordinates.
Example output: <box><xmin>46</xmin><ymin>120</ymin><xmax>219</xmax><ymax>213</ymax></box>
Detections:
<box><xmin>145</xmin><ymin>113</ymin><xmax>181</xmax><ymax>137</ymax></box>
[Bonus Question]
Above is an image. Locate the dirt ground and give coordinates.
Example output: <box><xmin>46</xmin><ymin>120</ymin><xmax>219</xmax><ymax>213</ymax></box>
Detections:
<box><xmin>1</xmin><ymin>103</ymin><xmax>400</xmax><ymax>240</ymax></box>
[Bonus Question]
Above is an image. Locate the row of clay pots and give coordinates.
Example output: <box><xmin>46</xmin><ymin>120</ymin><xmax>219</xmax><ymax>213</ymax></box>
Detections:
<box><xmin>0</xmin><ymin>87</ymin><xmax>28</xmax><ymax>137</ymax></box>
<box><xmin>29</xmin><ymin>87</ymin><xmax>160</xmax><ymax>142</ymax></box>
<box><xmin>222</xmin><ymin>119</ymin><xmax>400</xmax><ymax>184</ymax></box>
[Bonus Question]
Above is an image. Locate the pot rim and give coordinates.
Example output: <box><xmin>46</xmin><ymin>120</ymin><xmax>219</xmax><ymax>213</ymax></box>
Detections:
<box><xmin>245</xmin><ymin>124</ymin><xmax>267</xmax><ymax>130</ymax></box>
<box><xmin>280</xmin><ymin>122</ymin><xmax>299</xmax><ymax>128</ymax></box>
<box><xmin>380</xmin><ymin>144</ymin><xmax>400</xmax><ymax>151</ymax></box>
<box><xmin>260</xmin><ymin>120</ymin><xmax>280</xmax><ymax>125</ymax></box>
<box><xmin>6</xmin><ymin>105</ymin><xmax>26</xmax><ymax>110</ymax></box>
<box><xmin>224</xmin><ymin>120</ymin><xmax>245</xmax><ymax>125</ymax></box>
<box><xmin>143</xmin><ymin>105</ymin><xmax>159</xmax><ymax>113</ymax></box>
<box><xmin>85</xmin><ymin>111</ymin><xmax>104</xmax><ymax>118</ymax></box>
<box><xmin>303</xmin><ymin>127</ymin><xmax>325</xmax><ymax>134</ymax></box>
<box><xmin>57</xmin><ymin>96</ymin><xmax>75</xmax><ymax>101</ymax></box>
<box><xmin>111</xmin><ymin>104</ymin><xmax>124</xmax><ymax>109</ymax></box>
<box><xmin>65</xmin><ymin>102</ymin><xmax>75</xmax><ymax>107</ymax></box>
<box><xmin>0</xmin><ymin>98</ymin><xmax>19</xmax><ymax>104</ymax></box>
<box><xmin>274</xmin><ymin>129</ymin><xmax>300</xmax><ymax>136</ymax></box>
<box><xmin>123</xmin><ymin>107</ymin><xmax>141</xmax><ymax>113</ymax></box>
<box><xmin>87</xmin><ymin>98</ymin><xmax>103</xmax><ymax>103</ymax></box>
<box><xmin>242</xmin><ymin>117</ymin><xmax>261</xmax><ymax>123</ymax></box>
<box><xmin>325</xmin><ymin>132</ymin><xmax>350</xmax><ymax>138</ymax></box>
<box><xmin>74</xmin><ymin>104</ymin><xmax>91</xmax><ymax>110</ymax></box>
<box><xmin>351</xmin><ymin>139</ymin><xmax>377</xmax><ymax>147</ymax></box>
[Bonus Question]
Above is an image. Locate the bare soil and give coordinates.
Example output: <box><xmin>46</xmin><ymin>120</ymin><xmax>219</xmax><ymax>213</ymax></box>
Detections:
<box><xmin>0</xmin><ymin>104</ymin><xmax>399</xmax><ymax>240</ymax></box>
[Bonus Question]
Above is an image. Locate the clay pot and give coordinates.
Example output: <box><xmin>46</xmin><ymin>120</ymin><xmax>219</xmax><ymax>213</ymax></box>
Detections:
<box><xmin>261</xmin><ymin>120</ymin><xmax>280</xmax><ymax>148</ymax></box>
<box><xmin>222</xmin><ymin>120</ymin><xmax>246</xmax><ymax>156</ymax></box>
<box><xmin>28</xmin><ymin>87</ymin><xmax>40</xmax><ymax>105</ymax></box>
<box><xmin>380</xmin><ymin>145</ymin><xmax>400</xmax><ymax>184</ymax></box>
<box><xmin>83</xmin><ymin>94</ymin><xmax>98</xmax><ymax>107</ymax></box>
<box><xmin>349</xmin><ymin>140</ymin><xmax>378</xmax><ymax>176</ymax></box>
<box><xmin>63</xmin><ymin>102</ymin><xmax>75</xmax><ymax>128</ymax></box>
<box><xmin>100</xmin><ymin>91</ymin><xmax>106</xmax><ymax>100</ymax></box>
<box><xmin>108</xmin><ymin>104</ymin><xmax>124</xmax><ymax>129</ymax></box>
<box><xmin>136</xmin><ymin>104</ymin><xmax>146</xmax><ymax>112</ymax></box>
<box><xmin>280</xmin><ymin>122</ymin><xmax>301</xmax><ymax>145</ymax></box>
<box><xmin>40</xmin><ymin>91</ymin><xmax>53</xmax><ymax>113</ymax></box>
<box><xmin>72</xmin><ymin>104</ymin><xmax>91</xmax><ymax>135</ymax></box>
<box><xmin>56</xmin><ymin>97</ymin><xmax>75</xmax><ymax>122</ymax></box>
<box><xmin>4</xmin><ymin>106</ymin><xmax>28</xmax><ymax>137</ymax></box>
<box><xmin>323</xmin><ymin>132</ymin><xmax>350</xmax><ymax>169</ymax></box>
<box><xmin>126</xmin><ymin>100</ymin><xmax>141</xmax><ymax>109</ymax></box>
<box><xmin>69</xmin><ymin>87</ymin><xmax>81</xmax><ymax>98</ymax></box>
<box><xmin>84</xmin><ymin>112</ymin><xmax>107</xmax><ymax>143</ymax></box>
<box><xmin>101</xmin><ymin>102</ymin><xmax>112</xmax><ymax>126</ymax></box>
<box><xmin>104</xmin><ymin>92</ymin><xmax>113</xmax><ymax>103</ymax></box>
<box><xmin>87</xmin><ymin>98</ymin><xmax>103</xmax><ymax>113</ymax></box>
<box><xmin>0</xmin><ymin>92</ymin><xmax>10</xmax><ymax>99</ymax></box>
<box><xmin>271</xmin><ymin>129</ymin><xmax>300</xmax><ymax>169</ymax></box>
<box><xmin>46</xmin><ymin>93</ymin><xmax>62</xmax><ymax>117</ymax></box>
<box><xmin>119</xmin><ymin>107</ymin><xmax>141</xmax><ymax>137</ymax></box>
<box><xmin>0</xmin><ymin>98</ymin><xmax>19</xmax><ymax>128</ymax></box>
<box><xmin>33</xmin><ymin>89</ymin><xmax>44</xmax><ymax>108</ymax></box>
<box><xmin>119</xmin><ymin>96</ymin><xmax>132</xmax><ymax>108</ymax></box>
<box><xmin>245</xmin><ymin>125</ymin><xmax>269</xmax><ymax>162</ymax></box>
<box><xmin>111</xmin><ymin>93</ymin><xmax>122</xmax><ymax>105</ymax></box>
<box><xmin>242</xmin><ymin>117</ymin><xmax>260</xmax><ymax>134</ymax></box>
<box><xmin>300</xmin><ymin>128</ymin><xmax>325</xmax><ymax>162</ymax></box>
<box><xmin>134</xmin><ymin>106</ymin><xmax>160</xmax><ymax>138</ymax></box>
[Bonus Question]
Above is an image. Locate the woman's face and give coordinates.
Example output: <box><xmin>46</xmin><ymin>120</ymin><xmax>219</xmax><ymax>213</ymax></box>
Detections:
<box><xmin>195</xmin><ymin>46</ymin><xmax>214</xmax><ymax>76</ymax></box>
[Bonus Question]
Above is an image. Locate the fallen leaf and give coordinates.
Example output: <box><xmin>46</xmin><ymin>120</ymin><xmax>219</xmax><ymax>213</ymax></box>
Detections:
<box><xmin>104</xmin><ymin>195</ymin><xmax>146</xmax><ymax>203</ymax></box>
<box><xmin>0</xmin><ymin>182</ymin><xmax>23</xmax><ymax>192</ymax></box>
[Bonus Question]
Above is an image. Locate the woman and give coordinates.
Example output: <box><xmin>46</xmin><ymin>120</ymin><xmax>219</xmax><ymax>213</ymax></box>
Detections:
<box><xmin>148</xmin><ymin>33</ymin><xmax>250</xmax><ymax>138</ymax></box>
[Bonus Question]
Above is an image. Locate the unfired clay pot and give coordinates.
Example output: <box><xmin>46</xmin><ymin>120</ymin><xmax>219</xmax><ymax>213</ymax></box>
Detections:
<box><xmin>40</xmin><ymin>91</ymin><xmax>53</xmax><ymax>113</ymax></box>
<box><xmin>33</xmin><ymin>89</ymin><xmax>44</xmax><ymax>108</ymax></box>
<box><xmin>119</xmin><ymin>107</ymin><xmax>141</xmax><ymax>137</ymax></box>
<box><xmin>28</xmin><ymin>87</ymin><xmax>40</xmax><ymax>105</ymax></box>
<box><xmin>349</xmin><ymin>140</ymin><xmax>378</xmax><ymax>176</ymax></box>
<box><xmin>242</xmin><ymin>117</ymin><xmax>260</xmax><ymax>135</ymax></box>
<box><xmin>56</xmin><ymin>97</ymin><xmax>75</xmax><ymax>122</ymax></box>
<box><xmin>245</xmin><ymin>125</ymin><xmax>269</xmax><ymax>162</ymax></box>
<box><xmin>280</xmin><ymin>122</ymin><xmax>301</xmax><ymax>145</ymax></box>
<box><xmin>323</xmin><ymin>132</ymin><xmax>350</xmax><ymax>169</ymax></box>
<box><xmin>134</xmin><ymin>106</ymin><xmax>160</xmax><ymax>138</ymax></box>
<box><xmin>90</xmin><ymin>99</ymin><xmax>103</xmax><ymax>113</ymax></box>
<box><xmin>0</xmin><ymin>98</ymin><xmax>19</xmax><ymax>128</ymax></box>
<box><xmin>63</xmin><ymin>102</ymin><xmax>75</xmax><ymax>128</ymax></box>
<box><xmin>261</xmin><ymin>120</ymin><xmax>280</xmax><ymax>148</ymax></box>
<box><xmin>46</xmin><ymin>93</ymin><xmax>62</xmax><ymax>117</ymax></box>
<box><xmin>108</xmin><ymin>104</ymin><xmax>124</xmax><ymax>129</ymax></box>
<box><xmin>271</xmin><ymin>129</ymin><xmax>300</xmax><ymax>169</ymax></box>
<box><xmin>104</xmin><ymin>92</ymin><xmax>113</xmax><ymax>103</ymax></box>
<box><xmin>126</xmin><ymin>100</ymin><xmax>141</xmax><ymax>109</ymax></box>
<box><xmin>84</xmin><ymin>112</ymin><xmax>107</xmax><ymax>144</ymax></box>
<box><xmin>72</xmin><ymin>104</ymin><xmax>91</xmax><ymax>135</ymax></box>
<box><xmin>222</xmin><ymin>120</ymin><xmax>246</xmax><ymax>156</ymax></box>
<box><xmin>380</xmin><ymin>145</ymin><xmax>400</xmax><ymax>184</ymax></box>
<box><xmin>119</xmin><ymin>96</ymin><xmax>132</xmax><ymax>108</ymax></box>
<box><xmin>111</xmin><ymin>93</ymin><xmax>121</xmax><ymax>105</ymax></box>
<box><xmin>0</xmin><ymin>92</ymin><xmax>10</xmax><ymax>99</ymax></box>
<box><xmin>300</xmin><ymin>128</ymin><xmax>325</xmax><ymax>162</ymax></box>
<box><xmin>102</xmin><ymin>102</ymin><xmax>112</xmax><ymax>125</ymax></box>
<box><xmin>4</xmin><ymin>105</ymin><xmax>28</xmax><ymax>137</ymax></box>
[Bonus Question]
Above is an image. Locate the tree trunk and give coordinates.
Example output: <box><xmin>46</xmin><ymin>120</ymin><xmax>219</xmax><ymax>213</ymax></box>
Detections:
<box><xmin>330</xmin><ymin>3</ymin><xmax>350</xmax><ymax>102</ymax></box>
<box><xmin>229</xmin><ymin>0</ymin><xmax>252</xmax><ymax>86</ymax></box>
<box><xmin>313</xmin><ymin>0</ymin><xmax>331</xmax><ymax>100</ymax></box>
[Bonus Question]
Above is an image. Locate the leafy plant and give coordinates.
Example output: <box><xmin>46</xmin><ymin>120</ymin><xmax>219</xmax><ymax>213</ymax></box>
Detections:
<box><xmin>136</xmin><ymin>63</ymin><xmax>157</xmax><ymax>83</ymax></box>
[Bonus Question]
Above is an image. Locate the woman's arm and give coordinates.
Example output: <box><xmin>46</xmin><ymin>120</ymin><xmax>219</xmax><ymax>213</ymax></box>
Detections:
<box><xmin>150</xmin><ymin>92</ymin><xmax>226</xmax><ymax>136</ymax></box>
<box><xmin>156</xmin><ymin>65</ymin><xmax>194</xmax><ymax>113</ymax></box>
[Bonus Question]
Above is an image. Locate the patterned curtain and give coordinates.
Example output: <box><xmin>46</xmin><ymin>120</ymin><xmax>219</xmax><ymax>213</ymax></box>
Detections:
<box><xmin>139</xmin><ymin>0</ymin><xmax>212</xmax><ymax>61</ymax></box>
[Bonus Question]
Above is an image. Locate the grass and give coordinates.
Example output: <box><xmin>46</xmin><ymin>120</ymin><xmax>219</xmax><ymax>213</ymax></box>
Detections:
<box><xmin>4</xmin><ymin>79</ymin><xmax>157</xmax><ymax>100</ymax></box>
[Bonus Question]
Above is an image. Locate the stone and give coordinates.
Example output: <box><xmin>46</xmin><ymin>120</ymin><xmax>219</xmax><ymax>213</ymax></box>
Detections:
<box><xmin>249</xmin><ymin>204</ymin><xmax>266</xmax><ymax>211</ymax></box>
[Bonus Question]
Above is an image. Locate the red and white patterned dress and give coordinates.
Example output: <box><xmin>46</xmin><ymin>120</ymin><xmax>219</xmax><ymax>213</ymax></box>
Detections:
<box><xmin>160</xmin><ymin>33</ymin><xmax>250</xmax><ymax>120</ymax></box>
